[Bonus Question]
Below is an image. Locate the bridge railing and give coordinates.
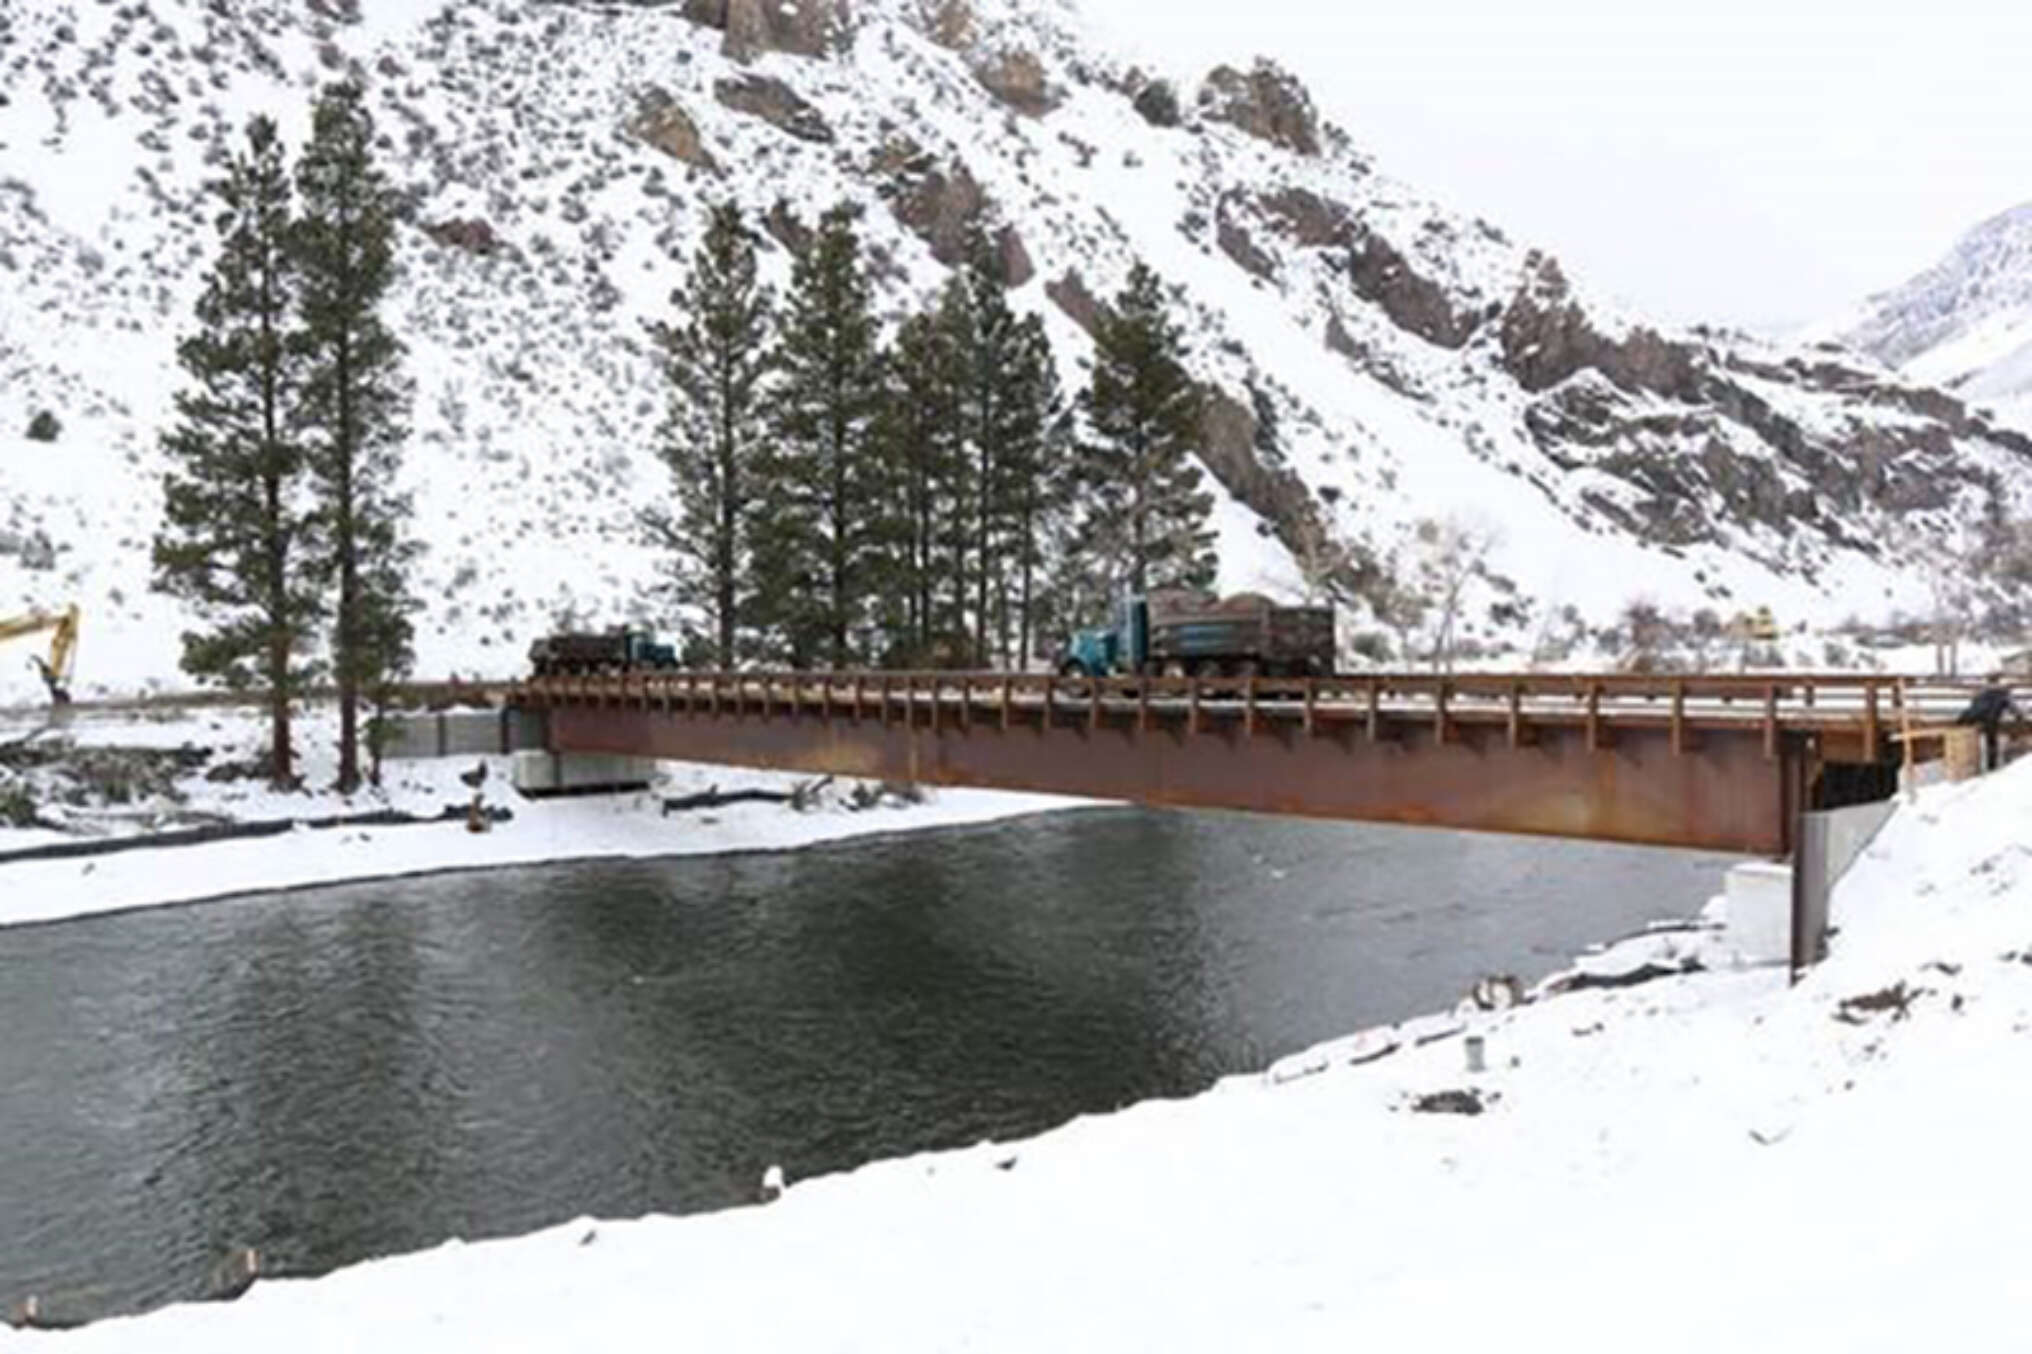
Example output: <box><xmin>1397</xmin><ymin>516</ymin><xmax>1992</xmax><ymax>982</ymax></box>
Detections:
<box><xmin>509</xmin><ymin>669</ymin><xmax>2016</xmax><ymax>765</ymax></box>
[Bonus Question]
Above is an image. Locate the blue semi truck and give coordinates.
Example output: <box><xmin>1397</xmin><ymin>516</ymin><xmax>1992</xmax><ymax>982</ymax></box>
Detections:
<box><xmin>1057</xmin><ymin>591</ymin><xmax>1336</xmax><ymax>678</ymax></box>
<box><xmin>527</xmin><ymin>626</ymin><xmax>679</xmax><ymax>677</ymax></box>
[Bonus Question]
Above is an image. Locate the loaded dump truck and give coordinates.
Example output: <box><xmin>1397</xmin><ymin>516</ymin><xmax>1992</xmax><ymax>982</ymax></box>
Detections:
<box><xmin>1057</xmin><ymin>591</ymin><xmax>1335</xmax><ymax>678</ymax></box>
<box><xmin>527</xmin><ymin>626</ymin><xmax>679</xmax><ymax>678</ymax></box>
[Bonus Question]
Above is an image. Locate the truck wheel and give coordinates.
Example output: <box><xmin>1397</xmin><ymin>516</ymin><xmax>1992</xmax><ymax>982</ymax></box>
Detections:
<box><xmin>1058</xmin><ymin>659</ymin><xmax>1088</xmax><ymax>678</ymax></box>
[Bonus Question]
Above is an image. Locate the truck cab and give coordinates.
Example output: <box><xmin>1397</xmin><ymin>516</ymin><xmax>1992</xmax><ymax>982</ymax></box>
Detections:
<box><xmin>1056</xmin><ymin>598</ymin><xmax>1150</xmax><ymax>676</ymax></box>
<box><xmin>622</xmin><ymin>628</ymin><xmax>678</xmax><ymax>670</ymax></box>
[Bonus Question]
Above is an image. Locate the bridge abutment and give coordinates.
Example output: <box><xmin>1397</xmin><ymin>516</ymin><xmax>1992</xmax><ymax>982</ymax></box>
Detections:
<box><xmin>510</xmin><ymin>750</ymin><xmax>659</xmax><ymax>798</ymax></box>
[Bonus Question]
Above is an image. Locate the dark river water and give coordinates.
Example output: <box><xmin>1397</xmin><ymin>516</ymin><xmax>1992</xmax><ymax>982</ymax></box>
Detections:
<box><xmin>0</xmin><ymin>807</ymin><xmax>1737</xmax><ymax>1324</ymax></box>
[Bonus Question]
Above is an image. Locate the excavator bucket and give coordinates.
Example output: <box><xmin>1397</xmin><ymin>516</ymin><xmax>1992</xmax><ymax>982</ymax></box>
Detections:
<box><xmin>31</xmin><ymin>656</ymin><xmax>72</xmax><ymax>705</ymax></box>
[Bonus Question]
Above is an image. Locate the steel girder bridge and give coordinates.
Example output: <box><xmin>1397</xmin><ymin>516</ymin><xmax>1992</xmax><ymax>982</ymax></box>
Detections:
<box><xmin>504</xmin><ymin>670</ymin><xmax>1987</xmax><ymax>855</ymax></box>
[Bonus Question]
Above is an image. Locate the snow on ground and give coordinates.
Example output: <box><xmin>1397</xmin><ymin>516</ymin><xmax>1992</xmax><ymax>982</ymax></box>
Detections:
<box><xmin>0</xmin><ymin>702</ymin><xmax>1084</xmax><ymax>929</ymax></box>
<box><xmin>11</xmin><ymin>719</ymin><xmax>2032</xmax><ymax>1347</ymax></box>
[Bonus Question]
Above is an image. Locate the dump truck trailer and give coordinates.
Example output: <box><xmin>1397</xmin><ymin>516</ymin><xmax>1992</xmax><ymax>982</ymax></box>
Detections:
<box><xmin>1058</xmin><ymin>592</ymin><xmax>1335</xmax><ymax>677</ymax></box>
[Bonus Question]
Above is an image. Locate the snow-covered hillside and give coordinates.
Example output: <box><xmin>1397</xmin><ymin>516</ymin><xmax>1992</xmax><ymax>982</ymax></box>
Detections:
<box><xmin>4</xmin><ymin>0</ymin><xmax>2029</xmax><ymax>704</ymax></box>
<box><xmin>1836</xmin><ymin>203</ymin><xmax>2032</xmax><ymax>414</ymax></box>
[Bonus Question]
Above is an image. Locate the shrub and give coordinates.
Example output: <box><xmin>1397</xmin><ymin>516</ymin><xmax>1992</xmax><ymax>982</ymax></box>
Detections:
<box><xmin>0</xmin><ymin>780</ymin><xmax>35</xmax><ymax>828</ymax></box>
<box><xmin>1133</xmin><ymin>79</ymin><xmax>1181</xmax><ymax>128</ymax></box>
<box><xmin>25</xmin><ymin>410</ymin><xmax>60</xmax><ymax>442</ymax></box>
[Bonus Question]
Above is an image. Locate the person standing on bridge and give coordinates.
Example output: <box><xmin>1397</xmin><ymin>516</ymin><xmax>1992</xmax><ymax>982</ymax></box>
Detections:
<box><xmin>1954</xmin><ymin>676</ymin><xmax>2024</xmax><ymax>772</ymax></box>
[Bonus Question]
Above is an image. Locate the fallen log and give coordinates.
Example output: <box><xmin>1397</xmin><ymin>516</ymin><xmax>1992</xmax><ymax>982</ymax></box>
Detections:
<box><xmin>660</xmin><ymin>785</ymin><xmax>793</xmax><ymax>815</ymax></box>
<box><xmin>662</xmin><ymin>775</ymin><xmax>837</xmax><ymax>816</ymax></box>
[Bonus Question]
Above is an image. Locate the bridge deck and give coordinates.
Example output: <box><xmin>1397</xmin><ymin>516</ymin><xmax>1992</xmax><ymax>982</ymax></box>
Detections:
<box><xmin>513</xmin><ymin>672</ymin><xmax>1990</xmax><ymax>854</ymax></box>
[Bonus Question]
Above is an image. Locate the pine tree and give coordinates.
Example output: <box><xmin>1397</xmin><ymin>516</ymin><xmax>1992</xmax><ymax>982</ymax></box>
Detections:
<box><xmin>755</xmin><ymin>202</ymin><xmax>886</xmax><ymax>668</ymax></box>
<box><xmin>153</xmin><ymin>113</ymin><xmax>322</xmax><ymax>788</ymax></box>
<box><xmin>908</xmin><ymin>233</ymin><xmax>1074</xmax><ymax>670</ymax></box>
<box><xmin>879</xmin><ymin>305</ymin><xmax>967</xmax><ymax>665</ymax></box>
<box><xmin>928</xmin><ymin>277</ymin><xmax>980</xmax><ymax>662</ymax></box>
<box><xmin>959</xmin><ymin>238</ymin><xmax>1020</xmax><ymax>666</ymax></box>
<box><xmin>644</xmin><ymin>202</ymin><xmax>772</xmax><ymax>670</ymax></box>
<box><xmin>1081</xmin><ymin>262</ymin><xmax>1216</xmax><ymax>599</ymax></box>
<box><xmin>294</xmin><ymin>82</ymin><xmax>416</xmax><ymax>792</ymax></box>
<box><xmin>991</xmin><ymin>312</ymin><xmax>1071</xmax><ymax>668</ymax></box>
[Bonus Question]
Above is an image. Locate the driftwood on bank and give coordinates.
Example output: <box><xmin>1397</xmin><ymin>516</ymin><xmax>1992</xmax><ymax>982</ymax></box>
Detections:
<box><xmin>661</xmin><ymin>776</ymin><xmax>835</xmax><ymax>816</ymax></box>
<box><xmin>0</xmin><ymin>804</ymin><xmax>513</xmax><ymax>867</ymax></box>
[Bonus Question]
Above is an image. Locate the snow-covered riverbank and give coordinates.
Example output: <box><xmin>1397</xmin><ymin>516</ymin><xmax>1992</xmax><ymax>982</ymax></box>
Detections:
<box><xmin>0</xmin><ymin>705</ymin><xmax>1084</xmax><ymax>929</ymax></box>
<box><xmin>10</xmin><ymin>726</ymin><xmax>2032</xmax><ymax>1347</ymax></box>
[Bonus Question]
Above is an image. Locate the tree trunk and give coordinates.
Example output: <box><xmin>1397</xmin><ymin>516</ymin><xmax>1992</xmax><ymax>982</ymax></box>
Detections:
<box><xmin>258</xmin><ymin>273</ymin><xmax>294</xmax><ymax>789</ymax></box>
<box><xmin>717</xmin><ymin>441</ymin><xmax>737</xmax><ymax>670</ymax></box>
<box><xmin>1019</xmin><ymin>499</ymin><xmax>1035</xmax><ymax>672</ymax></box>
<box><xmin>334</xmin><ymin>335</ymin><xmax>359</xmax><ymax>794</ymax></box>
<box><xmin>975</xmin><ymin>441</ymin><xmax>992</xmax><ymax>668</ymax></box>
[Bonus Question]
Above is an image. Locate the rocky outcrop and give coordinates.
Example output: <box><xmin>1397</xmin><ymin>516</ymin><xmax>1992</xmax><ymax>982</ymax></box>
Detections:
<box><xmin>1256</xmin><ymin>186</ymin><xmax>1350</xmax><ymax>249</ymax></box>
<box><xmin>871</xmin><ymin>138</ymin><xmax>1029</xmax><ymax>281</ymax></box>
<box><xmin>1215</xmin><ymin>194</ymin><xmax>1275</xmax><ymax>282</ymax></box>
<box><xmin>713</xmin><ymin>74</ymin><xmax>834</xmax><ymax>143</ymax></box>
<box><xmin>682</xmin><ymin>0</ymin><xmax>848</xmax><ymax>61</ymax></box>
<box><xmin>1498</xmin><ymin>253</ymin><xmax>1699</xmax><ymax>398</ymax></box>
<box><xmin>762</xmin><ymin>199</ymin><xmax>814</xmax><ymax>256</ymax></box>
<box><xmin>1253</xmin><ymin>187</ymin><xmax>1484</xmax><ymax>349</ymax></box>
<box><xmin>923</xmin><ymin>0</ymin><xmax>975</xmax><ymax>49</ymax></box>
<box><xmin>1197</xmin><ymin>60</ymin><xmax>1320</xmax><ymax>157</ymax></box>
<box><xmin>1197</xmin><ymin>386</ymin><xmax>1366</xmax><ymax>594</ymax></box>
<box><xmin>880</xmin><ymin>144</ymin><xmax>983</xmax><ymax>265</ymax></box>
<box><xmin>1503</xmin><ymin>247</ymin><xmax>2019</xmax><ymax>558</ymax></box>
<box><xmin>628</xmin><ymin>87</ymin><xmax>717</xmax><ymax>172</ymax></box>
<box><xmin>1322</xmin><ymin>311</ymin><xmax>1420</xmax><ymax>398</ymax></box>
<box><xmin>995</xmin><ymin>223</ymin><xmax>1034</xmax><ymax>289</ymax></box>
<box><xmin>1046</xmin><ymin>269</ymin><xmax>1105</xmax><ymax>336</ymax></box>
<box><xmin>424</xmin><ymin>217</ymin><xmax>500</xmax><ymax>255</ymax></box>
<box><xmin>974</xmin><ymin>48</ymin><xmax>1060</xmax><ymax>117</ymax></box>
<box><xmin>1344</xmin><ymin>231</ymin><xmax>1482</xmax><ymax>351</ymax></box>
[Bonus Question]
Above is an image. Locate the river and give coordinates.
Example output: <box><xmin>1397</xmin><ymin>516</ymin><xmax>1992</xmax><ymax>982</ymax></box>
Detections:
<box><xmin>0</xmin><ymin>806</ymin><xmax>1739</xmax><ymax>1324</ymax></box>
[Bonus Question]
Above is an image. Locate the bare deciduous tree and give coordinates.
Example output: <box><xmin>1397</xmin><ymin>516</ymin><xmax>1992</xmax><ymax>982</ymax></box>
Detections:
<box><xmin>1403</xmin><ymin>516</ymin><xmax>1498</xmax><ymax>674</ymax></box>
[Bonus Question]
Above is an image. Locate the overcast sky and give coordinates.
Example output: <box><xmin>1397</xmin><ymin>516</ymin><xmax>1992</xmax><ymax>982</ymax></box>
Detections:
<box><xmin>1075</xmin><ymin>0</ymin><xmax>2032</xmax><ymax>330</ymax></box>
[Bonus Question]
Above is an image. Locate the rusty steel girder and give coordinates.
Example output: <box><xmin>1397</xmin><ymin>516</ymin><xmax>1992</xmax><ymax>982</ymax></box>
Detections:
<box><xmin>542</xmin><ymin>698</ymin><xmax>1803</xmax><ymax>855</ymax></box>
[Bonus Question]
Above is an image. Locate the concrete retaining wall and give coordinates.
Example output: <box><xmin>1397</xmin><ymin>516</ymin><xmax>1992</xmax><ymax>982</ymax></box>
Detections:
<box><xmin>380</xmin><ymin>709</ymin><xmax>547</xmax><ymax>761</ymax></box>
<box><xmin>1723</xmin><ymin>798</ymin><xmax>1899</xmax><ymax>971</ymax></box>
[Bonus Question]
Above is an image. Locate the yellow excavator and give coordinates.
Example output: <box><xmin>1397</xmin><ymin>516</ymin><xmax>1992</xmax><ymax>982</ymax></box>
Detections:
<box><xmin>0</xmin><ymin>604</ymin><xmax>80</xmax><ymax>704</ymax></box>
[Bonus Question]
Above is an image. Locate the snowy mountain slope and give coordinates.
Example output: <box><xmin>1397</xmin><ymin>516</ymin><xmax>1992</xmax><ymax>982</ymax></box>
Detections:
<box><xmin>3</xmin><ymin>0</ymin><xmax>2029</xmax><ymax>705</ymax></box>
<box><xmin>1835</xmin><ymin>202</ymin><xmax>2032</xmax><ymax>404</ymax></box>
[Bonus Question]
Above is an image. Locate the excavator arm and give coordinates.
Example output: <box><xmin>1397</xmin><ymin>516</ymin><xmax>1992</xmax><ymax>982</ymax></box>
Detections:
<box><xmin>0</xmin><ymin>604</ymin><xmax>81</xmax><ymax>703</ymax></box>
